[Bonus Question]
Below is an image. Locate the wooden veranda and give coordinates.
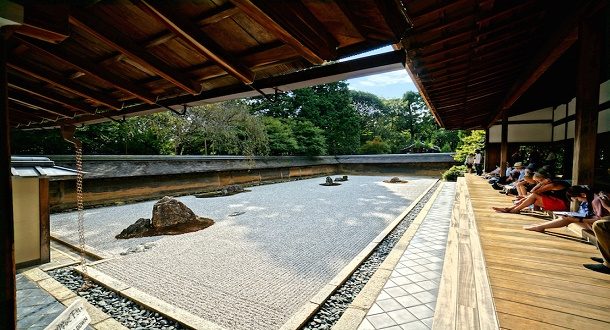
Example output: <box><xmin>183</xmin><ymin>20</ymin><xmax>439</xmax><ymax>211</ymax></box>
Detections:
<box><xmin>439</xmin><ymin>174</ymin><xmax>610</xmax><ymax>329</ymax></box>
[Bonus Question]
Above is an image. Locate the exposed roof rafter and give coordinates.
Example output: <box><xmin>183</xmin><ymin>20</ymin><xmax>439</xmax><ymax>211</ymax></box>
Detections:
<box><xmin>134</xmin><ymin>0</ymin><xmax>255</xmax><ymax>85</ymax></box>
<box><xmin>7</xmin><ymin>60</ymin><xmax>123</xmax><ymax>110</ymax></box>
<box><xmin>69</xmin><ymin>11</ymin><xmax>202</xmax><ymax>95</ymax></box>
<box><xmin>16</xmin><ymin>35</ymin><xmax>157</xmax><ymax>104</ymax></box>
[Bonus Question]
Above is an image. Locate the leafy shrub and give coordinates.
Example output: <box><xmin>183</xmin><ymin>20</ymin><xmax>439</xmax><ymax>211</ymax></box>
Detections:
<box><xmin>360</xmin><ymin>136</ymin><xmax>391</xmax><ymax>154</ymax></box>
<box><xmin>443</xmin><ymin>165</ymin><xmax>467</xmax><ymax>181</ymax></box>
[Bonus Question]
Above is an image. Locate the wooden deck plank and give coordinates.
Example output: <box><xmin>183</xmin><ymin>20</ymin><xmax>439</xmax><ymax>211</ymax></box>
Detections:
<box><xmin>494</xmin><ymin>299</ymin><xmax>610</xmax><ymax>330</ymax></box>
<box><xmin>496</xmin><ymin>312</ymin><xmax>568</xmax><ymax>330</ymax></box>
<box><xmin>464</xmin><ymin>174</ymin><xmax>610</xmax><ymax>329</ymax></box>
<box><xmin>493</xmin><ymin>287</ymin><xmax>610</xmax><ymax>323</ymax></box>
<box><xmin>434</xmin><ymin>178</ymin><xmax>498</xmax><ymax>329</ymax></box>
<box><xmin>433</xmin><ymin>182</ymin><xmax>462</xmax><ymax>329</ymax></box>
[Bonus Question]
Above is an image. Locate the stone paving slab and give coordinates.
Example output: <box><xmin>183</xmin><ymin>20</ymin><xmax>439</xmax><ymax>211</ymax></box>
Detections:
<box><xmin>51</xmin><ymin>175</ymin><xmax>436</xmax><ymax>330</ymax></box>
<box><xmin>358</xmin><ymin>182</ymin><xmax>456</xmax><ymax>330</ymax></box>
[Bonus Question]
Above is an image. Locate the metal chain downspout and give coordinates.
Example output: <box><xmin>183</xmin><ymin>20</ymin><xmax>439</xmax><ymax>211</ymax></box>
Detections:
<box><xmin>60</xmin><ymin>126</ymin><xmax>90</xmax><ymax>290</ymax></box>
<box><xmin>74</xmin><ymin>143</ymin><xmax>91</xmax><ymax>290</ymax></box>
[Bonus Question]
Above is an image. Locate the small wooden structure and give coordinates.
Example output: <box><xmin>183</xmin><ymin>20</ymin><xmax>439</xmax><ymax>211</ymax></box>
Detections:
<box><xmin>11</xmin><ymin>157</ymin><xmax>76</xmax><ymax>268</ymax></box>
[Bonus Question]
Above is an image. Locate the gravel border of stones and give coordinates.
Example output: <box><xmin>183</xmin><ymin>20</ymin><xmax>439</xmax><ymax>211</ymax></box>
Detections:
<box><xmin>296</xmin><ymin>181</ymin><xmax>442</xmax><ymax>330</ymax></box>
<box><xmin>48</xmin><ymin>267</ymin><xmax>187</xmax><ymax>330</ymax></box>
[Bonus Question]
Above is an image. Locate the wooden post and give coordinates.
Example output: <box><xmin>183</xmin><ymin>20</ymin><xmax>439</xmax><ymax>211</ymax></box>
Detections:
<box><xmin>39</xmin><ymin>178</ymin><xmax>50</xmax><ymax>263</ymax></box>
<box><xmin>0</xmin><ymin>27</ymin><xmax>16</xmax><ymax>329</ymax></box>
<box><xmin>484</xmin><ymin>128</ymin><xmax>490</xmax><ymax>172</ymax></box>
<box><xmin>500</xmin><ymin>114</ymin><xmax>508</xmax><ymax>176</ymax></box>
<box><xmin>572</xmin><ymin>15</ymin><xmax>602</xmax><ymax>185</ymax></box>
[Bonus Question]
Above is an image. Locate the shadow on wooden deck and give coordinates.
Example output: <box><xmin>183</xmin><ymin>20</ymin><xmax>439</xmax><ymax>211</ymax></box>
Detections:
<box><xmin>462</xmin><ymin>173</ymin><xmax>610</xmax><ymax>329</ymax></box>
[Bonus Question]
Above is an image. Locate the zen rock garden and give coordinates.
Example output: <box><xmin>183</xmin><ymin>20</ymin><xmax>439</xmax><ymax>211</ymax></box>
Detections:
<box><xmin>116</xmin><ymin>196</ymin><xmax>214</xmax><ymax>239</ymax></box>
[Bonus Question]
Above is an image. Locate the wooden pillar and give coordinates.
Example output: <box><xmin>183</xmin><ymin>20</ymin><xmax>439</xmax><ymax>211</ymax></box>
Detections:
<box><xmin>0</xmin><ymin>27</ymin><xmax>16</xmax><ymax>328</ymax></box>
<box><xmin>484</xmin><ymin>128</ymin><xmax>490</xmax><ymax>172</ymax></box>
<box><xmin>499</xmin><ymin>114</ymin><xmax>509</xmax><ymax>176</ymax></box>
<box><xmin>39</xmin><ymin>178</ymin><xmax>50</xmax><ymax>263</ymax></box>
<box><xmin>572</xmin><ymin>15</ymin><xmax>602</xmax><ymax>185</ymax></box>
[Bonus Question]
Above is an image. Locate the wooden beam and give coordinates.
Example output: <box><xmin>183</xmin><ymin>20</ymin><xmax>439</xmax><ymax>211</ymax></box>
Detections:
<box><xmin>16</xmin><ymin>36</ymin><xmax>157</xmax><ymax>104</ymax></box>
<box><xmin>374</xmin><ymin>0</ymin><xmax>411</xmax><ymax>42</ymax></box>
<box><xmin>9</xmin><ymin>101</ymin><xmax>60</xmax><ymax>122</ymax></box>
<box><xmin>334</xmin><ymin>2</ymin><xmax>369</xmax><ymax>40</ymax></box>
<box><xmin>8</xmin><ymin>91</ymin><xmax>75</xmax><ymax>118</ymax></box>
<box><xmin>7</xmin><ymin>60</ymin><xmax>123</xmax><ymax>110</ymax></box>
<box><xmin>411</xmin><ymin>0</ymin><xmax>472</xmax><ymax>21</ymax></box>
<box><xmin>488</xmin><ymin>1</ymin><xmax>602</xmax><ymax>127</ymax></box>
<box><xmin>143</xmin><ymin>2</ymin><xmax>240</xmax><ymax>48</ymax></box>
<box><xmin>230</xmin><ymin>0</ymin><xmax>330</xmax><ymax>64</ymax></box>
<box><xmin>8</xmin><ymin>75</ymin><xmax>93</xmax><ymax>114</ymax></box>
<box><xmin>15</xmin><ymin>3</ymin><xmax>70</xmax><ymax>43</ymax></box>
<box><xmin>0</xmin><ymin>28</ymin><xmax>16</xmax><ymax>330</ymax></box>
<box><xmin>572</xmin><ymin>15</ymin><xmax>603</xmax><ymax>186</ymax></box>
<box><xmin>69</xmin><ymin>11</ymin><xmax>201</xmax><ymax>94</ymax></box>
<box><xmin>404</xmin><ymin>51</ymin><xmax>444</xmax><ymax>127</ymax></box>
<box><xmin>134</xmin><ymin>0</ymin><xmax>254</xmax><ymax>85</ymax></box>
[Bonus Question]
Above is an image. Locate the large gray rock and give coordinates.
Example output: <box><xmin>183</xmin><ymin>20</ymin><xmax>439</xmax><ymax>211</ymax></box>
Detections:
<box><xmin>151</xmin><ymin>196</ymin><xmax>198</xmax><ymax>228</ymax></box>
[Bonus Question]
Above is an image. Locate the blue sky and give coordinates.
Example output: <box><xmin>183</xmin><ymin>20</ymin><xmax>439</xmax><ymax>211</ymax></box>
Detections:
<box><xmin>344</xmin><ymin>46</ymin><xmax>418</xmax><ymax>99</ymax></box>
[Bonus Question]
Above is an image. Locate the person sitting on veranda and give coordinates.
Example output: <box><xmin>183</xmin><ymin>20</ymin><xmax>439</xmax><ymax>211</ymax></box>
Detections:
<box><xmin>584</xmin><ymin>192</ymin><xmax>610</xmax><ymax>274</ymax></box>
<box><xmin>492</xmin><ymin>170</ymin><xmax>569</xmax><ymax>214</ymax></box>
<box><xmin>496</xmin><ymin>162</ymin><xmax>526</xmax><ymax>194</ymax></box>
<box><xmin>523</xmin><ymin>185</ymin><xmax>609</xmax><ymax>232</ymax></box>
<box><xmin>514</xmin><ymin>169</ymin><xmax>537</xmax><ymax>199</ymax></box>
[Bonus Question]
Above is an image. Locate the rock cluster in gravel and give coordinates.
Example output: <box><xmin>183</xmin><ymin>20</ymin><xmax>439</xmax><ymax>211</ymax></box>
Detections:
<box><xmin>48</xmin><ymin>268</ymin><xmax>185</xmax><ymax>330</ymax></box>
<box><xmin>120</xmin><ymin>242</ymin><xmax>156</xmax><ymax>256</ymax></box>
<box><xmin>301</xmin><ymin>182</ymin><xmax>439</xmax><ymax>330</ymax></box>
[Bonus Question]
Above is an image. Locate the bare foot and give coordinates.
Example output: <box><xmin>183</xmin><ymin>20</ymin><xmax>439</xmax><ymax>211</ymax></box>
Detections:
<box><xmin>524</xmin><ymin>224</ymin><xmax>545</xmax><ymax>232</ymax></box>
<box><xmin>492</xmin><ymin>207</ymin><xmax>511</xmax><ymax>213</ymax></box>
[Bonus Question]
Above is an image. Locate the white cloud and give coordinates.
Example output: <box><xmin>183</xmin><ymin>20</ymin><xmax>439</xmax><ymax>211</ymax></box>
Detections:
<box><xmin>350</xmin><ymin>70</ymin><xmax>413</xmax><ymax>87</ymax></box>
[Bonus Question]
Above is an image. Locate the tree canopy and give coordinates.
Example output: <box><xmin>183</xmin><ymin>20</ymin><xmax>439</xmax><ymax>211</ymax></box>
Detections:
<box><xmin>12</xmin><ymin>81</ymin><xmax>471</xmax><ymax>157</ymax></box>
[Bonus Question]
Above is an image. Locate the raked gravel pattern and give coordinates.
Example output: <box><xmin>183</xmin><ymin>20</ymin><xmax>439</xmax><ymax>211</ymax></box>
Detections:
<box><xmin>51</xmin><ymin>175</ymin><xmax>437</xmax><ymax>330</ymax></box>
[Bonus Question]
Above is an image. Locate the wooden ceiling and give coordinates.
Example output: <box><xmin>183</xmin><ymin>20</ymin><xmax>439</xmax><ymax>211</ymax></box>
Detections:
<box><xmin>401</xmin><ymin>0</ymin><xmax>608</xmax><ymax>129</ymax></box>
<box><xmin>4</xmin><ymin>1</ymin><xmax>607</xmax><ymax>131</ymax></box>
<box><xmin>3</xmin><ymin>0</ymin><xmax>408</xmax><ymax>129</ymax></box>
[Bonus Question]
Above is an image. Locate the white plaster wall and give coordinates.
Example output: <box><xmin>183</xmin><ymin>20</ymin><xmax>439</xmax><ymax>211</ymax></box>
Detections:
<box><xmin>600</xmin><ymin>79</ymin><xmax>610</xmax><ymax>104</ymax></box>
<box><xmin>489</xmin><ymin>125</ymin><xmax>501</xmax><ymax>143</ymax></box>
<box><xmin>508</xmin><ymin>124</ymin><xmax>552</xmax><ymax>142</ymax></box>
<box><xmin>599</xmin><ymin>109</ymin><xmax>610</xmax><ymax>133</ymax></box>
<box><xmin>509</xmin><ymin>107</ymin><xmax>553</xmax><ymax>121</ymax></box>
<box><xmin>568</xmin><ymin>98</ymin><xmax>576</xmax><ymax>116</ymax></box>
<box><xmin>553</xmin><ymin>123</ymin><xmax>566</xmax><ymax>141</ymax></box>
<box><xmin>554</xmin><ymin>104</ymin><xmax>567</xmax><ymax>121</ymax></box>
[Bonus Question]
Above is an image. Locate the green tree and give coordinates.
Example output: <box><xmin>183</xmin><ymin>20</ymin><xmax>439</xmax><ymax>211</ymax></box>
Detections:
<box><xmin>263</xmin><ymin>117</ymin><xmax>298</xmax><ymax>155</ymax></box>
<box><xmin>360</xmin><ymin>136</ymin><xmax>390</xmax><ymax>154</ymax></box>
<box><xmin>454</xmin><ymin>130</ymin><xmax>486</xmax><ymax>162</ymax></box>
<box><xmin>290</xmin><ymin>119</ymin><xmax>327</xmax><ymax>156</ymax></box>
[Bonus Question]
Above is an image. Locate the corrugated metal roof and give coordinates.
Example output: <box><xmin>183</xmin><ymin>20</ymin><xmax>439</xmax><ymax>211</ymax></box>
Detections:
<box><xmin>11</xmin><ymin>156</ymin><xmax>78</xmax><ymax>179</ymax></box>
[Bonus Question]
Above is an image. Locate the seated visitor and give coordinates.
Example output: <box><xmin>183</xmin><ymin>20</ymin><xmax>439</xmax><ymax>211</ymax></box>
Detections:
<box><xmin>492</xmin><ymin>170</ymin><xmax>569</xmax><ymax>214</ymax></box>
<box><xmin>523</xmin><ymin>185</ymin><xmax>609</xmax><ymax>232</ymax></box>
<box><xmin>584</xmin><ymin>192</ymin><xmax>610</xmax><ymax>274</ymax></box>
<box><xmin>514</xmin><ymin>169</ymin><xmax>537</xmax><ymax>198</ymax></box>
<box><xmin>492</xmin><ymin>162</ymin><xmax>525</xmax><ymax>192</ymax></box>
